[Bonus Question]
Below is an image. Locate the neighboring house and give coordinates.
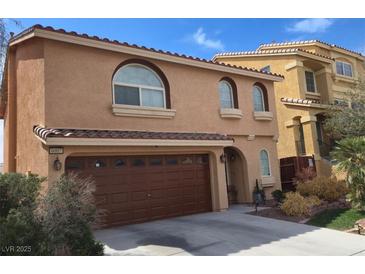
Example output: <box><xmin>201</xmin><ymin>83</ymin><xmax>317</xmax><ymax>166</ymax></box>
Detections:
<box><xmin>214</xmin><ymin>40</ymin><xmax>365</xmax><ymax>183</ymax></box>
<box><xmin>0</xmin><ymin>25</ymin><xmax>283</xmax><ymax>227</ymax></box>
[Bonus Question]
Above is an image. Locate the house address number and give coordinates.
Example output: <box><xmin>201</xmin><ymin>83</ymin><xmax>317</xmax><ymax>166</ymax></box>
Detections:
<box><xmin>49</xmin><ymin>147</ymin><xmax>64</xmax><ymax>154</ymax></box>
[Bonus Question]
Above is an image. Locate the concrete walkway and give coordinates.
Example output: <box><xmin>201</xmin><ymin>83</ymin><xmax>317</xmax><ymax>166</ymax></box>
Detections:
<box><xmin>94</xmin><ymin>205</ymin><xmax>365</xmax><ymax>256</ymax></box>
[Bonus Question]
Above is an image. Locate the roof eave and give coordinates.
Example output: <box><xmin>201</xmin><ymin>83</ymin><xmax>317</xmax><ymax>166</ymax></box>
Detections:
<box><xmin>214</xmin><ymin>51</ymin><xmax>333</xmax><ymax>64</ymax></box>
<box><xmin>9</xmin><ymin>26</ymin><xmax>284</xmax><ymax>82</ymax></box>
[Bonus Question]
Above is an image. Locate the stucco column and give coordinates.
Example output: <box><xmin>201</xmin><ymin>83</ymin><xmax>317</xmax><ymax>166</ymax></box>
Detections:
<box><xmin>284</xmin><ymin>119</ymin><xmax>300</xmax><ymax>156</ymax></box>
<box><xmin>210</xmin><ymin>149</ymin><xmax>229</xmax><ymax>211</ymax></box>
<box><xmin>300</xmin><ymin>115</ymin><xmax>320</xmax><ymax>160</ymax></box>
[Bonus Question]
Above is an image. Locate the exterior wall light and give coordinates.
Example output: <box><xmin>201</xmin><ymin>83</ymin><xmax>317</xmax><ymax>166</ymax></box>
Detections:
<box><xmin>220</xmin><ymin>153</ymin><xmax>227</xmax><ymax>163</ymax></box>
<box><xmin>53</xmin><ymin>157</ymin><xmax>62</xmax><ymax>171</ymax></box>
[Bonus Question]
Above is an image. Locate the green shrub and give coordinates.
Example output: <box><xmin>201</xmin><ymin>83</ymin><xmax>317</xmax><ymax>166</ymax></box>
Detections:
<box><xmin>296</xmin><ymin>176</ymin><xmax>348</xmax><ymax>202</ymax></box>
<box><xmin>0</xmin><ymin>173</ymin><xmax>44</xmax><ymax>217</ymax></box>
<box><xmin>271</xmin><ymin>189</ymin><xmax>285</xmax><ymax>204</ymax></box>
<box><xmin>0</xmin><ymin>173</ymin><xmax>46</xmax><ymax>255</ymax></box>
<box><xmin>0</xmin><ymin>173</ymin><xmax>104</xmax><ymax>256</ymax></box>
<box><xmin>280</xmin><ymin>192</ymin><xmax>320</xmax><ymax>217</ymax></box>
<box><xmin>39</xmin><ymin>174</ymin><xmax>104</xmax><ymax>255</ymax></box>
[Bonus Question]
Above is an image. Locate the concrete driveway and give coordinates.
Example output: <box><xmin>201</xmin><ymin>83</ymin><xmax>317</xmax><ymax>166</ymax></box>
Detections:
<box><xmin>94</xmin><ymin>205</ymin><xmax>365</xmax><ymax>256</ymax></box>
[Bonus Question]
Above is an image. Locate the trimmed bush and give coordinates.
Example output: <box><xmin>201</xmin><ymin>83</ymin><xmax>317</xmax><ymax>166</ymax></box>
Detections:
<box><xmin>271</xmin><ymin>189</ymin><xmax>285</xmax><ymax>205</ymax></box>
<box><xmin>280</xmin><ymin>192</ymin><xmax>320</xmax><ymax>217</ymax></box>
<box><xmin>296</xmin><ymin>176</ymin><xmax>348</xmax><ymax>202</ymax></box>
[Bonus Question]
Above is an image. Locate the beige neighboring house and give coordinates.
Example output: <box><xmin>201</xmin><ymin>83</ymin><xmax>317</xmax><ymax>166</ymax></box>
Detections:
<box><xmin>214</xmin><ymin>40</ymin><xmax>365</xmax><ymax>186</ymax></box>
<box><xmin>0</xmin><ymin>25</ymin><xmax>283</xmax><ymax>227</ymax></box>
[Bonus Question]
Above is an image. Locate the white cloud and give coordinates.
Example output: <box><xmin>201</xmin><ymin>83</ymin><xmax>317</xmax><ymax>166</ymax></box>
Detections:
<box><xmin>286</xmin><ymin>19</ymin><xmax>333</xmax><ymax>34</ymax></box>
<box><xmin>192</xmin><ymin>28</ymin><xmax>224</xmax><ymax>51</ymax></box>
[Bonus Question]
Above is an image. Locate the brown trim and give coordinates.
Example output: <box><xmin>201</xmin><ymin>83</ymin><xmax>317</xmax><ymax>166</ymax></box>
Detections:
<box><xmin>112</xmin><ymin>58</ymin><xmax>171</xmax><ymax>109</ymax></box>
<box><xmin>220</xmin><ymin>77</ymin><xmax>239</xmax><ymax>109</ymax></box>
<box><xmin>254</xmin><ymin>82</ymin><xmax>269</xmax><ymax>111</ymax></box>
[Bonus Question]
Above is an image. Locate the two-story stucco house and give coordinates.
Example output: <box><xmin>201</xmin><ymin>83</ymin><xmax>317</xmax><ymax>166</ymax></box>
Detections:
<box><xmin>0</xmin><ymin>25</ymin><xmax>283</xmax><ymax>227</ymax></box>
<box><xmin>214</xmin><ymin>40</ymin><xmax>365</xmax><ymax>188</ymax></box>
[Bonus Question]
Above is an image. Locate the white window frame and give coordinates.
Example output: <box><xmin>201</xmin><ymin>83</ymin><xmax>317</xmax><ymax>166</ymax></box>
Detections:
<box><xmin>219</xmin><ymin>80</ymin><xmax>234</xmax><ymax>109</ymax></box>
<box><xmin>259</xmin><ymin>149</ymin><xmax>271</xmax><ymax>177</ymax></box>
<box><xmin>112</xmin><ymin>64</ymin><xmax>166</xmax><ymax>108</ymax></box>
<box><xmin>335</xmin><ymin>61</ymin><xmax>353</xmax><ymax>78</ymax></box>
<box><xmin>253</xmin><ymin>85</ymin><xmax>266</xmax><ymax>112</ymax></box>
<box><xmin>304</xmin><ymin>70</ymin><xmax>317</xmax><ymax>93</ymax></box>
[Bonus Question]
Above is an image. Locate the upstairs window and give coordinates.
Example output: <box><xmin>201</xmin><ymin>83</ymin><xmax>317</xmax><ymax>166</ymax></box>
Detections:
<box><xmin>305</xmin><ymin>71</ymin><xmax>316</xmax><ymax>93</ymax></box>
<box><xmin>113</xmin><ymin>64</ymin><xmax>166</xmax><ymax>108</ymax></box>
<box><xmin>261</xmin><ymin>65</ymin><xmax>271</xmax><ymax>73</ymax></box>
<box><xmin>253</xmin><ymin>85</ymin><xmax>266</xmax><ymax>111</ymax></box>
<box><xmin>336</xmin><ymin>61</ymin><xmax>353</xmax><ymax>77</ymax></box>
<box><xmin>259</xmin><ymin>150</ymin><xmax>271</xmax><ymax>176</ymax></box>
<box><xmin>219</xmin><ymin>80</ymin><xmax>234</xmax><ymax>108</ymax></box>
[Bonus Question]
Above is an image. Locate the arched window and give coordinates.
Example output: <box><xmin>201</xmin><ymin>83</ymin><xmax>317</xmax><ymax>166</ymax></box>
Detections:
<box><xmin>259</xmin><ymin>149</ymin><xmax>271</xmax><ymax>176</ymax></box>
<box><xmin>219</xmin><ymin>80</ymin><xmax>234</xmax><ymax>108</ymax></box>
<box><xmin>113</xmin><ymin>63</ymin><xmax>166</xmax><ymax>108</ymax></box>
<box><xmin>253</xmin><ymin>85</ymin><xmax>265</xmax><ymax>111</ymax></box>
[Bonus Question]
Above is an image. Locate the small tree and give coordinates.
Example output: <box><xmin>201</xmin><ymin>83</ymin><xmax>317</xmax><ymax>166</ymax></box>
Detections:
<box><xmin>331</xmin><ymin>137</ymin><xmax>365</xmax><ymax>210</ymax></box>
<box><xmin>324</xmin><ymin>81</ymin><xmax>365</xmax><ymax>138</ymax></box>
<box><xmin>39</xmin><ymin>174</ymin><xmax>104</xmax><ymax>255</ymax></box>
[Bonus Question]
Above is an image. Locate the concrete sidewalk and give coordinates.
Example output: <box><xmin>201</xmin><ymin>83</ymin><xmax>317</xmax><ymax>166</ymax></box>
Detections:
<box><xmin>94</xmin><ymin>205</ymin><xmax>365</xmax><ymax>256</ymax></box>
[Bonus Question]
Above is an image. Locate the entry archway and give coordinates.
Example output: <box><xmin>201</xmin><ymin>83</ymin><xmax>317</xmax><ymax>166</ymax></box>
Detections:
<box><xmin>223</xmin><ymin>147</ymin><xmax>249</xmax><ymax>204</ymax></box>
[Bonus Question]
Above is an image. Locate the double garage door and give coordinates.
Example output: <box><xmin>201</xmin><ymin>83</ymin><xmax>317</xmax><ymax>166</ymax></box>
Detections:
<box><xmin>65</xmin><ymin>154</ymin><xmax>212</xmax><ymax>227</ymax></box>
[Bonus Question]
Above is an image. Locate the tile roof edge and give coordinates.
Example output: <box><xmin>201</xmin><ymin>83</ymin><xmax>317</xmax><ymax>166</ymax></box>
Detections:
<box><xmin>32</xmin><ymin>125</ymin><xmax>234</xmax><ymax>141</ymax></box>
<box><xmin>258</xmin><ymin>40</ymin><xmax>363</xmax><ymax>58</ymax></box>
<box><xmin>10</xmin><ymin>25</ymin><xmax>284</xmax><ymax>79</ymax></box>
<box><xmin>214</xmin><ymin>48</ymin><xmax>334</xmax><ymax>61</ymax></box>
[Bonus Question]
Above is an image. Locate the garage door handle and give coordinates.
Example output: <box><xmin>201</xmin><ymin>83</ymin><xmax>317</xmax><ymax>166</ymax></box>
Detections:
<box><xmin>147</xmin><ymin>193</ymin><xmax>152</xmax><ymax>198</ymax></box>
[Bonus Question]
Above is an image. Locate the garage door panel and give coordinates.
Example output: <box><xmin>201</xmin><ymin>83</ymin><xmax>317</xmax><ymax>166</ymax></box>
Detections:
<box><xmin>111</xmin><ymin>192</ymin><xmax>128</xmax><ymax>203</ymax></box>
<box><xmin>66</xmin><ymin>154</ymin><xmax>212</xmax><ymax>228</ymax></box>
<box><xmin>131</xmin><ymin>191</ymin><xmax>149</xmax><ymax>201</ymax></box>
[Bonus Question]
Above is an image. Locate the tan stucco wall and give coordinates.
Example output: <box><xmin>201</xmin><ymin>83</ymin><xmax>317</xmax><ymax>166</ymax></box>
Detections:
<box><xmin>43</xmin><ymin>40</ymin><xmax>278</xmax><ymax>137</ymax></box>
<box><xmin>3</xmin><ymin>37</ymin><xmax>282</xmax><ymax>212</ymax></box>
<box><xmin>216</xmin><ymin>44</ymin><xmax>365</xmax><ymax>178</ymax></box>
<box><xmin>15</xmin><ymin>39</ymin><xmax>48</xmax><ymax>177</ymax></box>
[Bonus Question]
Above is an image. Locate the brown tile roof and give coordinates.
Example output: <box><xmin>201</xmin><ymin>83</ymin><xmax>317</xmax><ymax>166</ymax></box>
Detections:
<box><xmin>259</xmin><ymin>40</ymin><xmax>363</xmax><ymax>57</ymax></box>
<box><xmin>10</xmin><ymin>25</ymin><xmax>283</xmax><ymax>79</ymax></box>
<box><xmin>214</xmin><ymin>48</ymin><xmax>334</xmax><ymax>61</ymax></box>
<box><xmin>33</xmin><ymin>125</ymin><xmax>233</xmax><ymax>142</ymax></box>
<box><xmin>281</xmin><ymin>97</ymin><xmax>321</xmax><ymax>105</ymax></box>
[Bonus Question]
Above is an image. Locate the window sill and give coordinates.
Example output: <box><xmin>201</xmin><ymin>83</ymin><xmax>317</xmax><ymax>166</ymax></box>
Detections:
<box><xmin>333</xmin><ymin>74</ymin><xmax>356</xmax><ymax>84</ymax></box>
<box><xmin>261</xmin><ymin>176</ymin><xmax>275</xmax><ymax>187</ymax></box>
<box><xmin>112</xmin><ymin>104</ymin><xmax>176</xmax><ymax>119</ymax></box>
<box><xmin>220</xmin><ymin>108</ymin><xmax>243</xmax><ymax>119</ymax></box>
<box><xmin>253</xmin><ymin>111</ymin><xmax>273</xmax><ymax>121</ymax></box>
<box><xmin>305</xmin><ymin>92</ymin><xmax>320</xmax><ymax>98</ymax></box>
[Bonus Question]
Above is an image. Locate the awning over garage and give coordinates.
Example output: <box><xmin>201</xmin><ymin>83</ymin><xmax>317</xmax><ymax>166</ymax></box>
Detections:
<box><xmin>33</xmin><ymin>125</ymin><xmax>234</xmax><ymax>147</ymax></box>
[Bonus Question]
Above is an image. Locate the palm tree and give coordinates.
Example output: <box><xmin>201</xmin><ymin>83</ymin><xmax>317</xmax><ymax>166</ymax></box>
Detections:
<box><xmin>331</xmin><ymin>137</ymin><xmax>365</xmax><ymax>209</ymax></box>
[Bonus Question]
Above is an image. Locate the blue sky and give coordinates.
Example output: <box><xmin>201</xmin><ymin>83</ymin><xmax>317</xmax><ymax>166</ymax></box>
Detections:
<box><xmin>6</xmin><ymin>18</ymin><xmax>365</xmax><ymax>58</ymax></box>
<box><xmin>1</xmin><ymin>18</ymin><xmax>365</xmax><ymax>162</ymax></box>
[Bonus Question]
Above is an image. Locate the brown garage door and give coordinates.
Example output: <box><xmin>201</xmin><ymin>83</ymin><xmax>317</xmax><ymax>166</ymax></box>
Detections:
<box><xmin>65</xmin><ymin>154</ymin><xmax>212</xmax><ymax>227</ymax></box>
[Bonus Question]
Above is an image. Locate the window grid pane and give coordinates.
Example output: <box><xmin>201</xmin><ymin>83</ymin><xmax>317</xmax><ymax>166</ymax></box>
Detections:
<box><xmin>305</xmin><ymin>71</ymin><xmax>316</xmax><ymax>93</ymax></box>
<box><xmin>253</xmin><ymin>87</ymin><xmax>264</xmax><ymax>111</ymax></box>
<box><xmin>114</xmin><ymin>85</ymin><xmax>140</xmax><ymax>105</ymax></box>
<box><xmin>141</xmin><ymin>88</ymin><xmax>164</xmax><ymax>107</ymax></box>
<box><xmin>219</xmin><ymin>81</ymin><xmax>233</xmax><ymax>108</ymax></box>
<box><xmin>114</xmin><ymin>65</ymin><xmax>163</xmax><ymax>87</ymax></box>
<box><xmin>260</xmin><ymin>150</ymin><xmax>270</xmax><ymax>176</ymax></box>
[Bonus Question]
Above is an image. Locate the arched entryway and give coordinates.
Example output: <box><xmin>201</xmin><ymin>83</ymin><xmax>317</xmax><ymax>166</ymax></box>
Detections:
<box><xmin>223</xmin><ymin>147</ymin><xmax>249</xmax><ymax>204</ymax></box>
